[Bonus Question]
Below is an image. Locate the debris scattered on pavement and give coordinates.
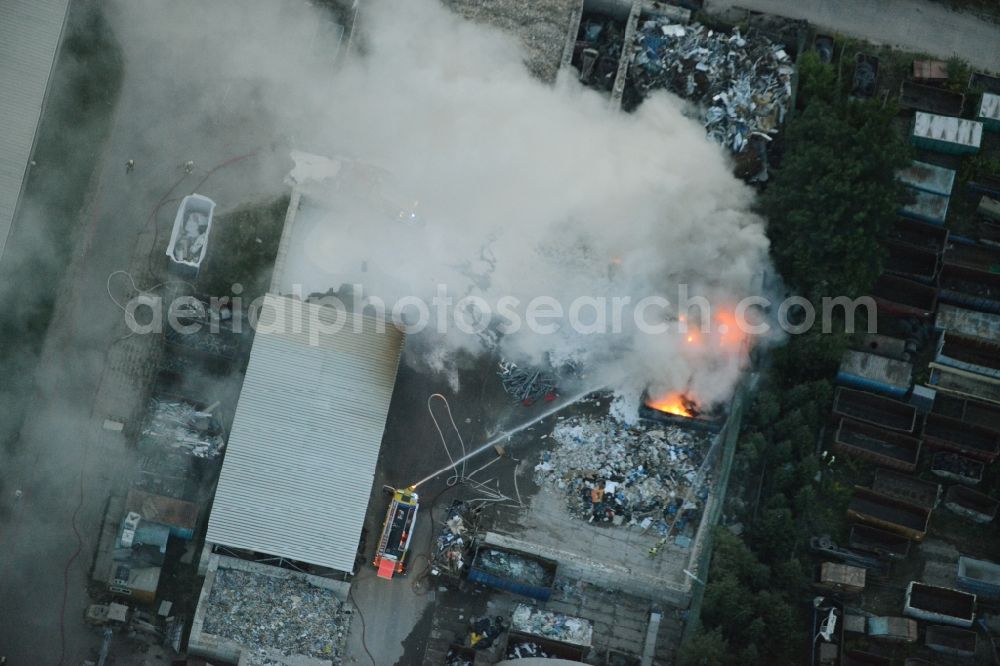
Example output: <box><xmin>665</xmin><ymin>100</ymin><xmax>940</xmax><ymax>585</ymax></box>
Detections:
<box><xmin>474</xmin><ymin>547</ymin><xmax>554</xmax><ymax>587</ymax></box>
<box><xmin>627</xmin><ymin>21</ymin><xmax>792</xmax><ymax>153</ymax></box>
<box><xmin>535</xmin><ymin>416</ymin><xmax>710</xmax><ymax>527</ymax></box>
<box><xmin>469</xmin><ymin>614</ymin><xmax>507</xmax><ymax>650</ymax></box>
<box><xmin>511</xmin><ymin>603</ymin><xmax>593</xmax><ymax>647</ymax></box>
<box><xmin>139</xmin><ymin>397</ymin><xmax>226</xmax><ymax>458</ymax></box>
<box><xmin>203</xmin><ymin>569</ymin><xmax>350</xmax><ymax>662</ymax></box>
<box><xmin>498</xmin><ymin>360</ymin><xmax>557</xmax><ymax>405</ymax></box>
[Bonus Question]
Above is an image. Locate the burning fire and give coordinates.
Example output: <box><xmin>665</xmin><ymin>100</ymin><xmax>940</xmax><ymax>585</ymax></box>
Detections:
<box><xmin>645</xmin><ymin>392</ymin><xmax>696</xmax><ymax>418</ymax></box>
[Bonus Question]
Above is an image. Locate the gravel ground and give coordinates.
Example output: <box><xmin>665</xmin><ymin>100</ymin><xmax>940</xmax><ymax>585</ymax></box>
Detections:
<box><xmin>441</xmin><ymin>0</ymin><xmax>577</xmax><ymax>82</ymax></box>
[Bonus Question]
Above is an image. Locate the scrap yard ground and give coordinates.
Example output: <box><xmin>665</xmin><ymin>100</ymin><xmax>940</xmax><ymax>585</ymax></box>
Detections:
<box><xmin>1</xmin><ymin>1</ymin><xmax>1000</xmax><ymax>665</ymax></box>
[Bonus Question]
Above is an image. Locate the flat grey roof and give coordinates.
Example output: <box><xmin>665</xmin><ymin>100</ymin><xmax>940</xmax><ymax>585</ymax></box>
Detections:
<box><xmin>0</xmin><ymin>0</ymin><xmax>70</xmax><ymax>264</ymax></box>
<box><xmin>206</xmin><ymin>294</ymin><xmax>404</xmax><ymax>572</ymax></box>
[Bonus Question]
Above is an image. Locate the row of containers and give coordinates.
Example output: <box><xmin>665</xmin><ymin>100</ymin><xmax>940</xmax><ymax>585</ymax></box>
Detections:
<box><xmin>814</xmin><ymin>197</ymin><xmax>1000</xmax><ymax>663</ymax></box>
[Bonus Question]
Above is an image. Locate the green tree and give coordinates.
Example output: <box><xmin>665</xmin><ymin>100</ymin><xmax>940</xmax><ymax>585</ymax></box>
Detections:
<box><xmin>759</xmin><ymin>99</ymin><xmax>910</xmax><ymax>300</ymax></box>
<box><xmin>677</xmin><ymin>627</ymin><xmax>729</xmax><ymax>666</ymax></box>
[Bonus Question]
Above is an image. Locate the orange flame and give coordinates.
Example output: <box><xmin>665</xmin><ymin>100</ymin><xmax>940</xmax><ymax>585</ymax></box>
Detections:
<box><xmin>645</xmin><ymin>392</ymin><xmax>694</xmax><ymax>418</ymax></box>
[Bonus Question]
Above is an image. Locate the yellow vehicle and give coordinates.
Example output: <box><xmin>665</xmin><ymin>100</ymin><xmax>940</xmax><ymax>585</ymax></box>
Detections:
<box><xmin>373</xmin><ymin>488</ymin><xmax>419</xmax><ymax>579</ymax></box>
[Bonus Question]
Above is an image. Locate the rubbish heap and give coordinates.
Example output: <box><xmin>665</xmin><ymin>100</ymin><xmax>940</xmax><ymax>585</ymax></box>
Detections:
<box><xmin>498</xmin><ymin>360</ymin><xmax>557</xmax><ymax>405</ymax></box>
<box><xmin>139</xmin><ymin>397</ymin><xmax>226</xmax><ymax>458</ymax></box>
<box><xmin>628</xmin><ymin>21</ymin><xmax>793</xmax><ymax>153</ymax></box>
<box><xmin>535</xmin><ymin>416</ymin><xmax>709</xmax><ymax>529</ymax></box>
<box><xmin>432</xmin><ymin>503</ymin><xmax>477</xmax><ymax>578</ymax></box>
<box><xmin>474</xmin><ymin>548</ymin><xmax>554</xmax><ymax>588</ymax></box>
<box><xmin>446</xmin><ymin>647</ymin><xmax>473</xmax><ymax>666</ymax></box>
<box><xmin>511</xmin><ymin>603</ymin><xmax>593</xmax><ymax>647</ymax></box>
<box><xmin>203</xmin><ymin>568</ymin><xmax>350</xmax><ymax>662</ymax></box>
<box><xmin>506</xmin><ymin>641</ymin><xmax>553</xmax><ymax>659</ymax></box>
<box><xmin>573</xmin><ymin>14</ymin><xmax>625</xmax><ymax>92</ymax></box>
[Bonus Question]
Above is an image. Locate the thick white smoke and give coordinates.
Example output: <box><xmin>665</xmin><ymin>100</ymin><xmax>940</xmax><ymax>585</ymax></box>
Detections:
<box><xmin>114</xmin><ymin>0</ymin><xmax>774</xmax><ymax>411</ymax></box>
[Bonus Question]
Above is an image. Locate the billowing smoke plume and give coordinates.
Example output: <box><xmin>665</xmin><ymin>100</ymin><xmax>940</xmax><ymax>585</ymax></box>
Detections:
<box><xmin>115</xmin><ymin>0</ymin><xmax>774</xmax><ymax>411</ymax></box>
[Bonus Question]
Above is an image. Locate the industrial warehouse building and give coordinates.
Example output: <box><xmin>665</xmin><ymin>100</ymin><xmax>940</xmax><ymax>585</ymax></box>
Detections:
<box><xmin>0</xmin><ymin>0</ymin><xmax>70</xmax><ymax>265</ymax></box>
<box><xmin>205</xmin><ymin>293</ymin><xmax>405</xmax><ymax>573</ymax></box>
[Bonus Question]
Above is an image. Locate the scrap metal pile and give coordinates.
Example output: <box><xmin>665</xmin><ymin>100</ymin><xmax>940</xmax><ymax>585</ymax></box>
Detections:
<box><xmin>139</xmin><ymin>397</ymin><xmax>225</xmax><ymax>458</ymax></box>
<box><xmin>628</xmin><ymin>21</ymin><xmax>793</xmax><ymax>152</ymax></box>
<box><xmin>475</xmin><ymin>548</ymin><xmax>553</xmax><ymax>587</ymax></box>
<box><xmin>511</xmin><ymin>603</ymin><xmax>592</xmax><ymax>647</ymax></box>
<box><xmin>203</xmin><ymin>569</ymin><xmax>350</xmax><ymax>662</ymax></box>
<box><xmin>498</xmin><ymin>360</ymin><xmax>557</xmax><ymax>405</ymax></box>
<box><xmin>573</xmin><ymin>14</ymin><xmax>625</xmax><ymax>92</ymax></box>
<box><xmin>432</xmin><ymin>503</ymin><xmax>478</xmax><ymax>577</ymax></box>
<box><xmin>535</xmin><ymin>416</ymin><xmax>709</xmax><ymax>527</ymax></box>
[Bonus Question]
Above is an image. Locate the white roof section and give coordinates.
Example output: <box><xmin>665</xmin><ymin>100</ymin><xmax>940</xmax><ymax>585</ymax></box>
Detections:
<box><xmin>0</xmin><ymin>0</ymin><xmax>70</xmax><ymax>264</ymax></box>
<box><xmin>207</xmin><ymin>294</ymin><xmax>404</xmax><ymax>572</ymax></box>
<box><xmin>913</xmin><ymin>112</ymin><xmax>983</xmax><ymax>149</ymax></box>
<box><xmin>980</xmin><ymin>93</ymin><xmax>1000</xmax><ymax>122</ymax></box>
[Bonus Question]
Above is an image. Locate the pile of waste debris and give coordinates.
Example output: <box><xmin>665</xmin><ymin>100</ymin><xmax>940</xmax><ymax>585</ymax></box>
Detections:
<box><xmin>432</xmin><ymin>503</ymin><xmax>478</xmax><ymax>577</ymax></box>
<box><xmin>507</xmin><ymin>641</ymin><xmax>554</xmax><ymax>659</ymax></box>
<box><xmin>475</xmin><ymin>547</ymin><xmax>554</xmax><ymax>588</ymax></box>
<box><xmin>139</xmin><ymin>397</ymin><xmax>226</xmax><ymax>458</ymax></box>
<box><xmin>203</xmin><ymin>568</ymin><xmax>350</xmax><ymax>662</ymax></box>
<box><xmin>572</xmin><ymin>13</ymin><xmax>625</xmax><ymax>92</ymax></box>
<box><xmin>627</xmin><ymin>21</ymin><xmax>793</xmax><ymax>153</ymax></box>
<box><xmin>498</xmin><ymin>360</ymin><xmax>557</xmax><ymax>405</ymax></box>
<box><xmin>535</xmin><ymin>416</ymin><xmax>709</xmax><ymax>528</ymax></box>
<box><xmin>512</xmin><ymin>604</ymin><xmax>592</xmax><ymax>647</ymax></box>
<box><xmin>445</xmin><ymin>647</ymin><xmax>473</xmax><ymax>666</ymax></box>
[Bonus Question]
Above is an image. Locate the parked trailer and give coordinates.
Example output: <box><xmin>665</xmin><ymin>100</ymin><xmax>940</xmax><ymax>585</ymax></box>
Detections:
<box><xmin>848</xmin><ymin>487</ymin><xmax>931</xmax><ymax>542</ymax></box>
<box><xmin>467</xmin><ymin>544</ymin><xmax>557</xmax><ymax>601</ymax></box>
<box><xmin>833</xmin><ymin>388</ymin><xmax>918</xmax><ymax>433</ymax></box>
<box><xmin>815</xmin><ymin>562</ymin><xmax>866</xmax><ymax>595</ymax></box>
<box><xmin>937</xmin><ymin>332</ymin><xmax>1000</xmax><ymax>380</ymax></box>
<box><xmin>928</xmin><ymin>363</ymin><xmax>1000</xmax><ymax>406</ymax></box>
<box><xmin>866</xmin><ymin>615</ymin><xmax>918</xmax><ymax>643</ymax></box>
<box><xmin>849</xmin><ymin>524</ymin><xmax>911</xmax><ymax>560</ymax></box>
<box><xmin>938</xmin><ymin>264</ymin><xmax>1000</xmax><ymax>315</ymax></box>
<box><xmin>923</xmin><ymin>413</ymin><xmax>1000</xmax><ymax>462</ymax></box>
<box><xmin>872</xmin><ymin>468</ymin><xmax>940</xmax><ymax>509</ymax></box>
<box><xmin>842</xmin><ymin>651</ymin><xmax>890</xmax><ymax>666</ymax></box>
<box><xmin>931</xmin><ymin>451</ymin><xmax>984</xmax><ymax>485</ymax></box>
<box><xmin>944</xmin><ymin>484</ymin><xmax>999</xmax><ymax>523</ymax></box>
<box><xmin>925</xmin><ymin>624</ymin><xmax>978</xmax><ymax>657</ymax></box>
<box><xmin>890</xmin><ymin>217</ymin><xmax>949</xmax><ymax>252</ymax></box>
<box><xmin>944</xmin><ymin>241</ymin><xmax>1000</xmax><ymax>274</ymax></box>
<box><xmin>936</xmin><ymin>304</ymin><xmax>1000</xmax><ymax>347</ymax></box>
<box><xmin>899</xmin><ymin>80</ymin><xmax>965</xmax><ymax>116</ymax></box>
<box><xmin>905</xmin><ymin>582</ymin><xmax>976</xmax><ymax>627</ymax></box>
<box><xmin>957</xmin><ymin>556</ymin><xmax>1000</xmax><ymax>601</ymax></box>
<box><xmin>808</xmin><ymin>536</ymin><xmax>891</xmax><ymax>578</ymax></box>
<box><xmin>934</xmin><ymin>394</ymin><xmax>1000</xmax><ymax>433</ymax></box>
<box><xmin>871</xmin><ymin>274</ymin><xmax>938</xmax><ymax>320</ymax></box>
<box><xmin>834</xmin><ymin>420</ymin><xmax>922</xmax><ymax>473</ymax></box>
<box><xmin>884</xmin><ymin>241</ymin><xmax>940</xmax><ymax>283</ymax></box>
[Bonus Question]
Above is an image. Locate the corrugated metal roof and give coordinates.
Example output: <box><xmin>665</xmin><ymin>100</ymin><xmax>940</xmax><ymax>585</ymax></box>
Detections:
<box><xmin>980</xmin><ymin>93</ymin><xmax>1000</xmax><ymax>123</ymax></box>
<box><xmin>0</xmin><ymin>0</ymin><xmax>70</xmax><ymax>264</ymax></box>
<box><xmin>206</xmin><ymin>295</ymin><xmax>404</xmax><ymax>572</ymax></box>
<box><xmin>898</xmin><ymin>160</ymin><xmax>956</xmax><ymax>196</ymax></box>
<box><xmin>840</xmin><ymin>350</ymin><xmax>912</xmax><ymax>390</ymax></box>
<box><xmin>913</xmin><ymin>112</ymin><xmax>983</xmax><ymax>149</ymax></box>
